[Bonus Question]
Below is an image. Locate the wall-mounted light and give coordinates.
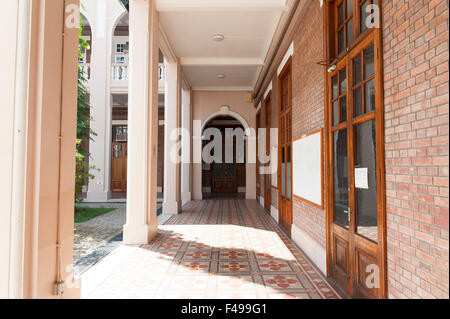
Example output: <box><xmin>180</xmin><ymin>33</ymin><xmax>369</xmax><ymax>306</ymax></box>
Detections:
<box><xmin>212</xmin><ymin>34</ymin><xmax>225</xmax><ymax>42</ymax></box>
<box><xmin>217</xmin><ymin>74</ymin><xmax>226</xmax><ymax>79</ymax></box>
<box><xmin>327</xmin><ymin>65</ymin><xmax>337</xmax><ymax>73</ymax></box>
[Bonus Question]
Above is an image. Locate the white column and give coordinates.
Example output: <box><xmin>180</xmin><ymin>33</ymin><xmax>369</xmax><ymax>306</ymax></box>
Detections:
<box><xmin>163</xmin><ymin>58</ymin><xmax>182</xmax><ymax>214</ymax></box>
<box><xmin>124</xmin><ymin>0</ymin><xmax>159</xmax><ymax>244</ymax></box>
<box><xmin>86</xmin><ymin>0</ymin><xmax>112</xmax><ymax>202</ymax></box>
<box><xmin>246</xmin><ymin>134</ymin><xmax>257</xmax><ymax>199</ymax></box>
<box><xmin>181</xmin><ymin>88</ymin><xmax>192</xmax><ymax>205</ymax></box>
<box><xmin>192</xmin><ymin>119</ymin><xmax>203</xmax><ymax>200</ymax></box>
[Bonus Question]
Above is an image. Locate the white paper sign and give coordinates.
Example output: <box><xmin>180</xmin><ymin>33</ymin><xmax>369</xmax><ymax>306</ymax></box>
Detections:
<box><xmin>355</xmin><ymin>168</ymin><xmax>369</xmax><ymax>189</ymax></box>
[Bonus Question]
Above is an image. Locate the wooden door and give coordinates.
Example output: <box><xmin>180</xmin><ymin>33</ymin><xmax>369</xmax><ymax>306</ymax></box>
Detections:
<box><xmin>111</xmin><ymin>142</ymin><xmax>127</xmax><ymax>192</ymax></box>
<box><xmin>278</xmin><ymin>59</ymin><xmax>293</xmax><ymax>232</ymax></box>
<box><xmin>327</xmin><ymin>30</ymin><xmax>386</xmax><ymax>298</ymax></box>
<box><xmin>264</xmin><ymin>93</ymin><xmax>272</xmax><ymax>211</ymax></box>
<box><xmin>212</xmin><ymin>140</ymin><xmax>237</xmax><ymax>193</ymax></box>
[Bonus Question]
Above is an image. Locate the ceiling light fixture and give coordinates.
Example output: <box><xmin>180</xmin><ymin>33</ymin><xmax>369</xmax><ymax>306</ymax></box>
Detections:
<box><xmin>212</xmin><ymin>34</ymin><xmax>225</xmax><ymax>42</ymax></box>
<box><xmin>217</xmin><ymin>74</ymin><xmax>226</xmax><ymax>79</ymax></box>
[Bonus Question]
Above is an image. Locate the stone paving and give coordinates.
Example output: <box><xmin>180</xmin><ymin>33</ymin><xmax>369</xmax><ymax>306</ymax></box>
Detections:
<box><xmin>74</xmin><ymin>201</ymin><xmax>163</xmax><ymax>274</ymax></box>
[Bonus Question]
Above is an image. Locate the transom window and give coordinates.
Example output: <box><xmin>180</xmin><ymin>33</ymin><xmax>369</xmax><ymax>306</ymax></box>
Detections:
<box><xmin>332</xmin><ymin>0</ymin><xmax>377</xmax><ymax>58</ymax></box>
<box><xmin>336</xmin><ymin>0</ymin><xmax>354</xmax><ymax>55</ymax></box>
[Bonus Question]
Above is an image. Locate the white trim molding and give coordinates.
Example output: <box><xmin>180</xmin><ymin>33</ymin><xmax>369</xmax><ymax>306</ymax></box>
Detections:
<box><xmin>291</xmin><ymin>223</ymin><xmax>327</xmax><ymax>275</ymax></box>
<box><xmin>277</xmin><ymin>41</ymin><xmax>294</xmax><ymax>76</ymax></box>
<box><xmin>264</xmin><ymin>82</ymin><xmax>272</xmax><ymax>99</ymax></box>
<box><xmin>192</xmin><ymin>86</ymin><xmax>254</xmax><ymax>92</ymax></box>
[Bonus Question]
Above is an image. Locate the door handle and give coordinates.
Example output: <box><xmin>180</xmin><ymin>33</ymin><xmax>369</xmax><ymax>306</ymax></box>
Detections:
<box><xmin>344</xmin><ymin>208</ymin><xmax>351</xmax><ymax>222</ymax></box>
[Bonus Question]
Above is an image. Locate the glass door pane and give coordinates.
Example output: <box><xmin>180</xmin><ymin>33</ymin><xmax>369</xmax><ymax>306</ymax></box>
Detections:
<box><xmin>286</xmin><ymin>146</ymin><xmax>291</xmax><ymax>200</ymax></box>
<box><xmin>214</xmin><ymin>163</ymin><xmax>224</xmax><ymax>179</ymax></box>
<box><xmin>333</xmin><ymin>129</ymin><xmax>349</xmax><ymax>228</ymax></box>
<box><xmin>355</xmin><ymin>120</ymin><xmax>378</xmax><ymax>242</ymax></box>
<box><xmin>281</xmin><ymin>147</ymin><xmax>286</xmax><ymax>198</ymax></box>
<box><xmin>225</xmin><ymin>164</ymin><xmax>235</xmax><ymax>179</ymax></box>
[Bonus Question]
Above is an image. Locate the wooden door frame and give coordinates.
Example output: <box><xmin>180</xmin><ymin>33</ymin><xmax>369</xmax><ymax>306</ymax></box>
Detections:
<box><xmin>323</xmin><ymin>0</ymin><xmax>387</xmax><ymax>299</ymax></box>
<box><xmin>207</xmin><ymin>123</ymin><xmax>242</xmax><ymax>194</ymax></box>
<box><xmin>277</xmin><ymin>57</ymin><xmax>293</xmax><ymax>232</ymax></box>
<box><xmin>264</xmin><ymin>91</ymin><xmax>272</xmax><ymax>210</ymax></box>
<box><xmin>256</xmin><ymin>112</ymin><xmax>261</xmax><ymax>198</ymax></box>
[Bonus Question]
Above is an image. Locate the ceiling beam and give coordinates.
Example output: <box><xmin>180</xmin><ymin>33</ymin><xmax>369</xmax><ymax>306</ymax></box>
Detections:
<box><xmin>155</xmin><ymin>0</ymin><xmax>288</xmax><ymax>12</ymax></box>
<box><xmin>159</xmin><ymin>23</ymin><xmax>177</xmax><ymax>63</ymax></box>
<box><xmin>180</xmin><ymin>57</ymin><xmax>264</xmax><ymax>66</ymax></box>
<box><xmin>192</xmin><ymin>86</ymin><xmax>254</xmax><ymax>91</ymax></box>
<box><xmin>253</xmin><ymin>0</ymin><xmax>309</xmax><ymax>107</ymax></box>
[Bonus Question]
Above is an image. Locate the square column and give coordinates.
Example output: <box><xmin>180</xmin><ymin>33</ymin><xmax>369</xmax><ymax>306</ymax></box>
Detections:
<box><xmin>85</xmin><ymin>0</ymin><xmax>114</xmax><ymax>202</ymax></box>
<box><xmin>163</xmin><ymin>58</ymin><xmax>182</xmax><ymax>214</ymax></box>
<box><xmin>181</xmin><ymin>88</ymin><xmax>192</xmax><ymax>205</ymax></box>
<box><xmin>123</xmin><ymin>0</ymin><xmax>159</xmax><ymax>244</ymax></box>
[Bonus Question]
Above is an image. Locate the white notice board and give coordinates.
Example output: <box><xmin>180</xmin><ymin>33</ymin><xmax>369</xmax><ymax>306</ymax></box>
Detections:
<box><xmin>292</xmin><ymin>129</ymin><xmax>323</xmax><ymax>208</ymax></box>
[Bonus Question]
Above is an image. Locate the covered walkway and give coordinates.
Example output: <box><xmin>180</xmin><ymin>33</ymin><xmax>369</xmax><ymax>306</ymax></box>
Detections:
<box><xmin>82</xmin><ymin>199</ymin><xmax>341</xmax><ymax>299</ymax></box>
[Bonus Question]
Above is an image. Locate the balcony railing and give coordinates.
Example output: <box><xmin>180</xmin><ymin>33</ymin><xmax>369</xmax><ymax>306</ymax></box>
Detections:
<box><xmin>79</xmin><ymin>62</ymin><xmax>166</xmax><ymax>84</ymax></box>
<box><xmin>111</xmin><ymin>63</ymin><xmax>166</xmax><ymax>82</ymax></box>
<box><xmin>112</xmin><ymin>63</ymin><xmax>129</xmax><ymax>81</ymax></box>
<box><xmin>79</xmin><ymin>63</ymin><xmax>90</xmax><ymax>80</ymax></box>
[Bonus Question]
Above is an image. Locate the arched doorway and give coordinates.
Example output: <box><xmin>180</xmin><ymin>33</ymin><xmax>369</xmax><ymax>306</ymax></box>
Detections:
<box><xmin>201</xmin><ymin>116</ymin><xmax>246</xmax><ymax>198</ymax></box>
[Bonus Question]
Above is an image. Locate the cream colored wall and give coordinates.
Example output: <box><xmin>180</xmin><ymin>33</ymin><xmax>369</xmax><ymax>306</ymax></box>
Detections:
<box><xmin>0</xmin><ymin>0</ymin><xmax>19</xmax><ymax>299</ymax></box>
<box><xmin>192</xmin><ymin>90</ymin><xmax>256</xmax><ymax>200</ymax></box>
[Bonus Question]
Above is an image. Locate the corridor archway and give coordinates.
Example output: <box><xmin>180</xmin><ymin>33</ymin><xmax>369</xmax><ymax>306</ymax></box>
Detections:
<box><xmin>198</xmin><ymin>107</ymin><xmax>256</xmax><ymax>200</ymax></box>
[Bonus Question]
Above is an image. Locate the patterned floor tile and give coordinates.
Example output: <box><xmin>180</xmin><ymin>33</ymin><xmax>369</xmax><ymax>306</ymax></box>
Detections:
<box><xmin>263</xmin><ymin>275</ymin><xmax>304</xmax><ymax>289</ymax></box>
<box><xmin>218</xmin><ymin>261</ymin><xmax>251</xmax><ymax>273</ymax></box>
<box><xmin>84</xmin><ymin>199</ymin><xmax>342</xmax><ymax>299</ymax></box>
<box><xmin>257</xmin><ymin>259</ymin><xmax>292</xmax><ymax>272</ymax></box>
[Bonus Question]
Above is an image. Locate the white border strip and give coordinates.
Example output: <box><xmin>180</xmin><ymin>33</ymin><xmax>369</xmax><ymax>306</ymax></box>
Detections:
<box><xmin>291</xmin><ymin>223</ymin><xmax>327</xmax><ymax>275</ymax></box>
<box><xmin>263</xmin><ymin>82</ymin><xmax>272</xmax><ymax>100</ymax></box>
<box><xmin>277</xmin><ymin>41</ymin><xmax>294</xmax><ymax>76</ymax></box>
<box><xmin>256</xmin><ymin>101</ymin><xmax>262</xmax><ymax>113</ymax></box>
<box><xmin>270</xmin><ymin>206</ymin><xmax>279</xmax><ymax>223</ymax></box>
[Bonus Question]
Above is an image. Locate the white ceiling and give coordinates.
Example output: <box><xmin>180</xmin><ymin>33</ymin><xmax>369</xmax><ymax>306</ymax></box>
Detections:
<box><xmin>156</xmin><ymin>0</ymin><xmax>287</xmax><ymax>91</ymax></box>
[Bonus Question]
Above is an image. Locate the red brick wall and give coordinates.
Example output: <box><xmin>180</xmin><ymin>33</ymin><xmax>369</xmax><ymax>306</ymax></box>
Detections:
<box><xmin>291</xmin><ymin>0</ymin><xmax>327</xmax><ymax>248</ymax></box>
<box><xmin>383</xmin><ymin>0</ymin><xmax>449</xmax><ymax>298</ymax></box>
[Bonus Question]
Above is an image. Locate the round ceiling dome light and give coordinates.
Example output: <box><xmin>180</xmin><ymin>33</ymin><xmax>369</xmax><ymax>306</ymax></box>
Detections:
<box><xmin>217</xmin><ymin>74</ymin><xmax>226</xmax><ymax>79</ymax></box>
<box><xmin>212</xmin><ymin>34</ymin><xmax>225</xmax><ymax>42</ymax></box>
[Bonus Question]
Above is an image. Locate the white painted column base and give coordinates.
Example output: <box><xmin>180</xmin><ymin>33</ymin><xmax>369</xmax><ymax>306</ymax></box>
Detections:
<box><xmin>270</xmin><ymin>206</ymin><xmax>279</xmax><ymax>223</ymax></box>
<box><xmin>192</xmin><ymin>193</ymin><xmax>203</xmax><ymax>200</ymax></box>
<box><xmin>163</xmin><ymin>201</ymin><xmax>181</xmax><ymax>215</ymax></box>
<box><xmin>259</xmin><ymin>196</ymin><xmax>265</xmax><ymax>207</ymax></box>
<box><xmin>291</xmin><ymin>223</ymin><xmax>327</xmax><ymax>275</ymax></box>
<box><xmin>85</xmin><ymin>191</ymin><xmax>110</xmax><ymax>202</ymax></box>
<box><xmin>182</xmin><ymin>192</ymin><xmax>191</xmax><ymax>206</ymax></box>
<box><xmin>123</xmin><ymin>224</ymin><xmax>149</xmax><ymax>245</ymax></box>
<box><xmin>182</xmin><ymin>191</ymin><xmax>191</xmax><ymax>202</ymax></box>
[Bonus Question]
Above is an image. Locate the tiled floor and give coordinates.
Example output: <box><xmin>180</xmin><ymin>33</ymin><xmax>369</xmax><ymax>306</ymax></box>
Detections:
<box><xmin>82</xmin><ymin>199</ymin><xmax>341</xmax><ymax>299</ymax></box>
